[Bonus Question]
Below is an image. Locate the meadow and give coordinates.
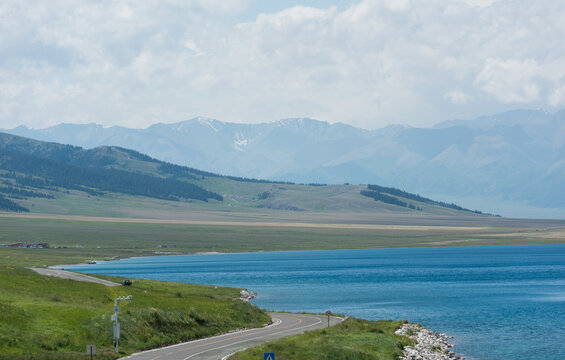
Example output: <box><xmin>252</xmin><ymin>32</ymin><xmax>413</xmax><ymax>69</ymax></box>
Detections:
<box><xmin>229</xmin><ymin>318</ymin><xmax>414</xmax><ymax>360</ymax></box>
<box><xmin>1</xmin><ymin>215</ymin><xmax>564</xmax><ymax>268</ymax></box>
<box><xmin>0</xmin><ymin>266</ymin><xmax>269</xmax><ymax>359</ymax></box>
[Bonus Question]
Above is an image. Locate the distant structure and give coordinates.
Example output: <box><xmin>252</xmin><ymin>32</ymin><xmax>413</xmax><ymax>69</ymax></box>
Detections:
<box><xmin>9</xmin><ymin>243</ymin><xmax>50</xmax><ymax>248</ymax></box>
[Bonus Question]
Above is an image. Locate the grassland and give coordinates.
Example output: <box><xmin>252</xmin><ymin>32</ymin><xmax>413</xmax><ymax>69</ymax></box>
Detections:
<box><xmin>1</xmin><ymin>215</ymin><xmax>564</xmax><ymax>268</ymax></box>
<box><xmin>0</xmin><ymin>266</ymin><xmax>270</xmax><ymax>359</ymax></box>
<box><xmin>14</xmin><ymin>183</ymin><xmax>462</xmax><ymax>219</ymax></box>
<box><xmin>229</xmin><ymin>318</ymin><xmax>414</xmax><ymax>360</ymax></box>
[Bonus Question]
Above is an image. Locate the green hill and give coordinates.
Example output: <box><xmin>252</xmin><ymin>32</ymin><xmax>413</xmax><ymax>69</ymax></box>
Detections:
<box><xmin>0</xmin><ymin>266</ymin><xmax>269</xmax><ymax>359</ymax></box>
<box><xmin>0</xmin><ymin>132</ymin><xmax>488</xmax><ymax>218</ymax></box>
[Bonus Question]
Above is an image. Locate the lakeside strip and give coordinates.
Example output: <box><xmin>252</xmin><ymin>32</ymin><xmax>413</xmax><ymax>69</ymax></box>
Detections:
<box><xmin>0</xmin><ymin>213</ymin><xmax>489</xmax><ymax>231</ymax></box>
<box><xmin>396</xmin><ymin>323</ymin><xmax>464</xmax><ymax>360</ymax></box>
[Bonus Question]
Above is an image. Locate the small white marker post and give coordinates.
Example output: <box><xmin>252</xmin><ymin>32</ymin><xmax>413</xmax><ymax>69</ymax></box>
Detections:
<box><xmin>325</xmin><ymin>310</ymin><xmax>332</xmax><ymax>328</ymax></box>
<box><xmin>113</xmin><ymin>295</ymin><xmax>132</xmax><ymax>353</ymax></box>
<box><xmin>86</xmin><ymin>344</ymin><xmax>96</xmax><ymax>360</ymax></box>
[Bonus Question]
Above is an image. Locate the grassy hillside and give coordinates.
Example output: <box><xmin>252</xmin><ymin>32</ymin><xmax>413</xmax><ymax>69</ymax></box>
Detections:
<box><xmin>229</xmin><ymin>318</ymin><xmax>414</xmax><ymax>360</ymax></box>
<box><xmin>0</xmin><ymin>132</ymin><xmax>489</xmax><ymax>217</ymax></box>
<box><xmin>0</xmin><ymin>266</ymin><xmax>270</xmax><ymax>360</ymax></box>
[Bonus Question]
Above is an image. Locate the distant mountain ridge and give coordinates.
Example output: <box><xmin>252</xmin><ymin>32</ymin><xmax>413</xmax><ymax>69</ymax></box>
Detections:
<box><xmin>4</xmin><ymin>109</ymin><xmax>565</xmax><ymax>217</ymax></box>
<box><xmin>0</xmin><ymin>132</ymin><xmax>487</xmax><ymax>217</ymax></box>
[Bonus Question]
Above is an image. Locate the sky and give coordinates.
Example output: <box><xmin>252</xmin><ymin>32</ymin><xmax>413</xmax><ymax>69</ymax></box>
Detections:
<box><xmin>1</xmin><ymin>0</ymin><xmax>564</xmax><ymax>130</ymax></box>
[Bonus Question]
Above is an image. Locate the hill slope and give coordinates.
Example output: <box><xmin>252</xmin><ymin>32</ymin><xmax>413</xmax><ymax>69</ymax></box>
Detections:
<box><xmin>0</xmin><ymin>133</ymin><xmax>488</xmax><ymax>218</ymax></box>
<box><xmin>5</xmin><ymin>109</ymin><xmax>564</xmax><ymax>217</ymax></box>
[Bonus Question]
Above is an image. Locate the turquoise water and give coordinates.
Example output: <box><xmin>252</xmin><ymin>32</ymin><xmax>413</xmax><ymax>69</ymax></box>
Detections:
<box><xmin>67</xmin><ymin>245</ymin><xmax>565</xmax><ymax>359</ymax></box>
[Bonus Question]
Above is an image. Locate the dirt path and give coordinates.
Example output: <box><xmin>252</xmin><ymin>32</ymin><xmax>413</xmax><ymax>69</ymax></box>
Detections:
<box><xmin>30</xmin><ymin>267</ymin><xmax>121</xmax><ymax>287</ymax></box>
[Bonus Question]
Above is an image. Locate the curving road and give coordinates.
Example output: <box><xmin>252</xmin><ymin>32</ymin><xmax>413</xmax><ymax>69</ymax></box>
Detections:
<box><xmin>29</xmin><ymin>267</ymin><xmax>121</xmax><ymax>286</ymax></box>
<box><xmin>121</xmin><ymin>312</ymin><xmax>344</xmax><ymax>360</ymax></box>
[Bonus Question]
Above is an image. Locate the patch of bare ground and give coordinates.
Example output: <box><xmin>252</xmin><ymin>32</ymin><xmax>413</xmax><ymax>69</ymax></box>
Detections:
<box><xmin>0</xmin><ymin>213</ymin><xmax>490</xmax><ymax>231</ymax></box>
<box><xmin>483</xmin><ymin>228</ymin><xmax>565</xmax><ymax>239</ymax></box>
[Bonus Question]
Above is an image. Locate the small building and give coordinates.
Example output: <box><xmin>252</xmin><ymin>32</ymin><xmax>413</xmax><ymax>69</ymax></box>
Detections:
<box><xmin>11</xmin><ymin>243</ymin><xmax>49</xmax><ymax>248</ymax></box>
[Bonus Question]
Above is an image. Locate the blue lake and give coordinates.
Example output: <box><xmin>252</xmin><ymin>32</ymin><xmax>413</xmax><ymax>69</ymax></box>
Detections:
<box><xmin>66</xmin><ymin>245</ymin><xmax>565</xmax><ymax>359</ymax></box>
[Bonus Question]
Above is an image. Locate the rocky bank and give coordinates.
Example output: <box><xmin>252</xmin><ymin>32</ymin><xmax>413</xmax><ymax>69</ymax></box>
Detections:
<box><xmin>395</xmin><ymin>323</ymin><xmax>464</xmax><ymax>360</ymax></box>
<box><xmin>239</xmin><ymin>289</ymin><xmax>257</xmax><ymax>301</ymax></box>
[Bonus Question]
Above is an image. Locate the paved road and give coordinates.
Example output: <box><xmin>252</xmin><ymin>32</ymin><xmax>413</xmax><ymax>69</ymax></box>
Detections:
<box><xmin>121</xmin><ymin>312</ymin><xmax>344</xmax><ymax>360</ymax></box>
<box><xmin>29</xmin><ymin>267</ymin><xmax>121</xmax><ymax>287</ymax></box>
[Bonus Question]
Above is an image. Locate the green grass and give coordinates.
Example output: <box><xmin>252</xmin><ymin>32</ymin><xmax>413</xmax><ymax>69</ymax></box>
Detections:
<box><xmin>0</xmin><ymin>266</ymin><xmax>270</xmax><ymax>359</ymax></box>
<box><xmin>1</xmin><ymin>216</ymin><xmax>563</xmax><ymax>268</ymax></box>
<box><xmin>229</xmin><ymin>318</ymin><xmax>415</xmax><ymax>360</ymax></box>
<box><xmin>3</xmin><ymin>167</ymin><xmax>480</xmax><ymax>218</ymax></box>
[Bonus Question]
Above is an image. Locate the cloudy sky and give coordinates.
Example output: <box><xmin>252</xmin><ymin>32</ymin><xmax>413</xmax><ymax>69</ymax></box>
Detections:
<box><xmin>1</xmin><ymin>0</ymin><xmax>564</xmax><ymax>130</ymax></box>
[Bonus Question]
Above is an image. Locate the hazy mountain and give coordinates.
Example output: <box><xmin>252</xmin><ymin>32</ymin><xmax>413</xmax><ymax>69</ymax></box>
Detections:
<box><xmin>4</xmin><ymin>110</ymin><xmax>565</xmax><ymax>218</ymax></box>
<box><xmin>0</xmin><ymin>132</ymin><xmax>487</xmax><ymax>218</ymax></box>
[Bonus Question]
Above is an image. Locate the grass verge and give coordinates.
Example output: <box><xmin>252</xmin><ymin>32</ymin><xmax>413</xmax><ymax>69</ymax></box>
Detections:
<box><xmin>229</xmin><ymin>318</ymin><xmax>414</xmax><ymax>360</ymax></box>
<box><xmin>0</xmin><ymin>266</ymin><xmax>270</xmax><ymax>359</ymax></box>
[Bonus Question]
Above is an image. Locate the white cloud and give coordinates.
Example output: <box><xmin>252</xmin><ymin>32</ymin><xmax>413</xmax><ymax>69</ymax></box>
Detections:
<box><xmin>382</xmin><ymin>0</ymin><xmax>412</xmax><ymax>12</ymax></box>
<box><xmin>549</xmin><ymin>84</ymin><xmax>565</xmax><ymax>106</ymax></box>
<box><xmin>460</xmin><ymin>0</ymin><xmax>501</xmax><ymax>8</ymax></box>
<box><xmin>444</xmin><ymin>90</ymin><xmax>472</xmax><ymax>104</ymax></box>
<box><xmin>474</xmin><ymin>58</ymin><xmax>541</xmax><ymax>103</ymax></box>
<box><xmin>1</xmin><ymin>0</ymin><xmax>565</xmax><ymax>130</ymax></box>
<box><xmin>183</xmin><ymin>40</ymin><xmax>203</xmax><ymax>57</ymax></box>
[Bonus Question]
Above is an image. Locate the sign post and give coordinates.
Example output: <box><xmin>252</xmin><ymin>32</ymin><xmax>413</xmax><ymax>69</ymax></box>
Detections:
<box><xmin>325</xmin><ymin>310</ymin><xmax>332</xmax><ymax>328</ymax></box>
<box><xmin>86</xmin><ymin>344</ymin><xmax>96</xmax><ymax>360</ymax></box>
<box><xmin>113</xmin><ymin>295</ymin><xmax>132</xmax><ymax>353</ymax></box>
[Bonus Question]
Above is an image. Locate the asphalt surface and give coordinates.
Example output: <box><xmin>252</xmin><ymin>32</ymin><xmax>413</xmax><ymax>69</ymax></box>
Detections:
<box><xmin>29</xmin><ymin>267</ymin><xmax>121</xmax><ymax>286</ymax></box>
<box><xmin>121</xmin><ymin>312</ymin><xmax>344</xmax><ymax>360</ymax></box>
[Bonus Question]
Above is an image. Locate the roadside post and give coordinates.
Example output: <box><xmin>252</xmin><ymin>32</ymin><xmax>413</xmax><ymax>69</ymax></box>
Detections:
<box><xmin>325</xmin><ymin>310</ymin><xmax>332</xmax><ymax>328</ymax></box>
<box><xmin>86</xmin><ymin>344</ymin><xmax>96</xmax><ymax>360</ymax></box>
<box><xmin>112</xmin><ymin>295</ymin><xmax>132</xmax><ymax>353</ymax></box>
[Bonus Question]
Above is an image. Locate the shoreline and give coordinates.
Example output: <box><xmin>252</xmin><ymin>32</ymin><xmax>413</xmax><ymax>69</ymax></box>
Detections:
<box><xmin>51</xmin><ymin>242</ymin><xmax>565</xmax><ymax>271</ymax></box>
<box><xmin>396</xmin><ymin>323</ymin><xmax>464</xmax><ymax>360</ymax></box>
<box><xmin>52</xmin><ymin>256</ymin><xmax>464</xmax><ymax>359</ymax></box>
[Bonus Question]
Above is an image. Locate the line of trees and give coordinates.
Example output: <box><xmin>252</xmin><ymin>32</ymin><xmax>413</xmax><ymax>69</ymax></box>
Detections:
<box><xmin>365</xmin><ymin>184</ymin><xmax>486</xmax><ymax>214</ymax></box>
<box><xmin>0</xmin><ymin>194</ymin><xmax>29</xmax><ymax>212</ymax></box>
<box><xmin>0</xmin><ymin>181</ymin><xmax>54</xmax><ymax>199</ymax></box>
<box><xmin>0</xmin><ymin>150</ymin><xmax>223</xmax><ymax>202</ymax></box>
<box><xmin>159</xmin><ymin>161</ymin><xmax>296</xmax><ymax>185</ymax></box>
<box><xmin>257</xmin><ymin>191</ymin><xmax>272</xmax><ymax>200</ymax></box>
<box><xmin>361</xmin><ymin>189</ymin><xmax>422</xmax><ymax>211</ymax></box>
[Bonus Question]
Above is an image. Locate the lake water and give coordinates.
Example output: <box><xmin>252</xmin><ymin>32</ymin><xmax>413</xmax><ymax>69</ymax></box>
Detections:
<box><xmin>66</xmin><ymin>245</ymin><xmax>565</xmax><ymax>359</ymax></box>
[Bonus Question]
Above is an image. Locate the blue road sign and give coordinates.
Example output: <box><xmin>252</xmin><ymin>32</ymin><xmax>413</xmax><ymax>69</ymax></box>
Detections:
<box><xmin>264</xmin><ymin>353</ymin><xmax>275</xmax><ymax>360</ymax></box>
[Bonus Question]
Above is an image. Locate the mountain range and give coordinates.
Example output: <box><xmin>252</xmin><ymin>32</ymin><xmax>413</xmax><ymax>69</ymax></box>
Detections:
<box><xmin>0</xmin><ymin>132</ymin><xmax>492</xmax><ymax>221</ymax></box>
<box><xmin>4</xmin><ymin>109</ymin><xmax>565</xmax><ymax>218</ymax></box>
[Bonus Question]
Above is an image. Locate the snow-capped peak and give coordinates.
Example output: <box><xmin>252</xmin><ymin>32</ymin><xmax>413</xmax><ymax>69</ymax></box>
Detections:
<box><xmin>197</xmin><ymin>117</ymin><xmax>220</xmax><ymax>133</ymax></box>
<box><xmin>233</xmin><ymin>132</ymin><xmax>248</xmax><ymax>151</ymax></box>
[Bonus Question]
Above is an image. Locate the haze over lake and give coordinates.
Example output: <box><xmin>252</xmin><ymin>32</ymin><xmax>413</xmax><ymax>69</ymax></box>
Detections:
<box><xmin>67</xmin><ymin>244</ymin><xmax>565</xmax><ymax>360</ymax></box>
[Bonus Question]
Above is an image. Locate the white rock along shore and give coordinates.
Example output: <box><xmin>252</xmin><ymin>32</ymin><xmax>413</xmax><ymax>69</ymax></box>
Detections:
<box><xmin>395</xmin><ymin>323</ymin><xmax>464</xmax><ymax>360</ymax></box>
<box><xmin>239</xmin><ymin>289</ymin><xmax>257</xmax><ymax>301</ymax></box>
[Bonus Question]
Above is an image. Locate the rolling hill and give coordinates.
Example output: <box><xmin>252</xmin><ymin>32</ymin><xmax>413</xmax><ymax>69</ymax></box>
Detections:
<box><xmin>0</xmin><ymin>132</ymin><xmax>489</xmax><ymax>219</ymax></box>
<box><xmin>4</xmin><ymin>109</ymin><xmax>565</xmax><ymax>218</ymax></box>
